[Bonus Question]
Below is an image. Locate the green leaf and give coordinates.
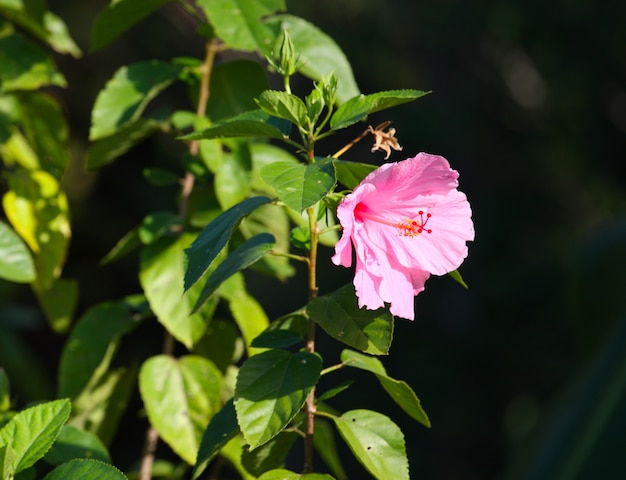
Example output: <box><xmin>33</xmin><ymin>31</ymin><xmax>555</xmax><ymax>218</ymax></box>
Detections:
<box><xmin>139</xmin><ymin>355</ymin><xmax>222</xmax><ymax>465</ymax></box>
<box><xmin>2</xmin><ymin>170</ymin><xmax>70</xmax><ymax>289</ymax></box>
<box><xmin>192</xmin><ymin>233</ymin><xmax>275</xmax><ymax>313</ymax></box>
<box><xmin>215</xmin><ymin>139</ymin><xmax>252</xmax><ymax>209</ymax></box>
<box><xmin>0</xmin><ymin>219</ymin><xmax>35</xmax><ymax>283</ymax></box>
<box><xmin>330</xmin><ymin>89</ymin><xmax>430</xmax><ymax>130</ymax></box>
<box><xmin>99</xmin><ymin>227</ymin><xmax>141</xmax><ymax>265</ymax></box>
<box><xmin>267</xmin><ymin>14</ymin><xmax>360</xmax><ymax>104</ymax></box>
<box><xmin>69</xmin><ymin>367</ymin><xmax>136</xmax><ymax>446</ymax></box>
<box><xmin>58</xmin><ymin>301</ymin><xmax>139</xmax><ymax>399</ymax></box>
<box><xmin>191</xmin><ymin>399</ymin><xmax>239</xmax><ymax>480</ymax></box>
<box><xmin>234</xmin><ymin>350</ymin><xmax>322</xmax><ymax>449</ymax></box>
<box><xmin>90</xmin><ymin>0</ymin><xmax>171</xmax><ymax>52</ymax></box>
<box><xmin>333</xmin><ymin>409</ymin><xmax>409</xmax><ymax>480</ymax></box>
<box><xmin>260</xmin><ymin>158</ymin><xmax>336</xmax><ymax>213</ymax></box>
<box><xmin>313</xmin><ymin>419</ymin><xmax>347</xmax><ymax>480</ymax></box>
<box><xmin>256</xmin><ymin>90</ymin><xmax>308</xmax><ymax>127</ymax></box>
<box><xmin>43</xmin><ymin>459</ymin><xmax>127</xmax><ymax>480</ymax></box>
<box><xmin>258</xmin><ymin>470</ymin><xmax>335</xmax><ymax>480</ymax></box>
<box><xmin>241</xmin><ymin>430</ymin><xmax>299</xmax><ymax>476</ymax></box>
<box><xmin>0</xmin><ymin>369</ymin><xmax>9</xmax><ymax>413</ymax></box>
<box><xmin>221</xmin><ymin>273</ymin><xmax>270</xmax><ymax>357</ymax></box>
<box><xmin>43</xmin><ymin>425</ymin><xmax>111</xmax><ymax>465</ymax></box>
<box><xmin>86</xmin><ymin>117</ymin><xmax>166</xmax><ymax>170</ymax></box>
<box><xmin>317</xmin><ymin>380</ymin><xmax>354</xmax><ymax>403</ymax></box>
<box><xmin>449</xmin><ymin>269</ymin><xmax>469</xmax><ymax>289</ymax></box>
<box><xmin>184</xmin><ymin>196</ymin><xmax>272</xmax><ymax>291</ymax></box>
<box><xmin>197</xmin><ymin>0</ymin><xmax>285</xmax><ymax>55</ymax></box>
<box><xmin>340</xmin><ymin>350</ymin><xmax>430</xmax><ymax>427</ymax></box>
<box><xmin>89</xmin><ymin>61</ymin><xmax>183</xmax><ymax>140</ymax></box>
<box><xmin>138</xmin><ymin>211</ymin><xmax>181</xmax><ymax>245</ymax></box>
<box><xmin>179</xmin><ymin>109</ymin><xmax>291</xmax><ymax>141</ymax></box>
<box><xmin>0</xmin><ymin>32</ymin><xmax>66</xmax><ymax>91</ymax></box>
<box><xmin>209</xmin><ymin>60</ymin><xmax>269</xmax><ymax>120</ymax></box>
<box><xmin>17</xmin><ymin>92</ymin><xmax>69</xmax><ymax>179</ymax></box>
<box><xmin>33</xmin><ymin>277</ymin><xmax>78</xmax><ymax>334</ymax></box>
<box><xmin>0</xmin><ymin>399</ymin><xmax>71</xmax><ymax>475</ymax></box>
<box><xmin>239</xmin><ymin>201</ymin><xmax>295</xmax><ymax>280</ymax></box>
<box><xmin>251</xmin><ymin>311</ymin><xmax>307</xmax><ymax>349</ymax></box>
<box><xmin>140</xmin><ymin>233</ymin><xmax>218</xmax><ymax>349</ymax></box>
<box><xmin>333</xmin><ymin>160</ymin><xmax>377</xmax><ymax>190</ymax></box>
<box><xmin>307</xmin><ymin>284</ymin><xmax>393</xmax><ymax>355</ymax></box>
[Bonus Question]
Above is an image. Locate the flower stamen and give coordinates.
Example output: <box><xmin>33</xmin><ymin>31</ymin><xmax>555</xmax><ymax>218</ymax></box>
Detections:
<box><xmin>396</xmin><ymin>211</ymin><xmax>432</xmax><ymax>237</ymax></box>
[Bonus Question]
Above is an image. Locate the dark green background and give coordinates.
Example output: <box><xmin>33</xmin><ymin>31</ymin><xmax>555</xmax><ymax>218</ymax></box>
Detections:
<box><xmin>2</xmin><ymin>0</ymin><xmax>626</xmax><ymax>478</ymax></box>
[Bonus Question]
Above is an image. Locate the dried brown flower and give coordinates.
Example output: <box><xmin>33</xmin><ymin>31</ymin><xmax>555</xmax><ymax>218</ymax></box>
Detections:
<box><xmin>368</xmin><ymin>123</ymin><xmax>403</xmax><ymax>159</ymax></box>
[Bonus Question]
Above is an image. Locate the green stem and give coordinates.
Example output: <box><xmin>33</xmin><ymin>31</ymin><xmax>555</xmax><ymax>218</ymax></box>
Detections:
<box><xmin>303</xmin><ymin>178</ymin><xmax>320</xmax><ymax>473</ymax></box>
<box><xmin>320</xmin><ymin>362</ymin><xmax>345</xmax><ymax>376</ymax></box>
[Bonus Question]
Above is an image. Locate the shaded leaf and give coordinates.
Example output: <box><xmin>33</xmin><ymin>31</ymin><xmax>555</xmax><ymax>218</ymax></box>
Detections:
<box><xmin>307</xmin><ymin>284</ymin><xmax>393</xmax><ymax>355</ymax></box>
<box><xmin>192</xmin><ymin>233</ymin><xmax>275</xmax><ymax>313</ymax></box>
<box><xmin>333</xmin><ymin>160</ymin><xmax>377</xmax><ymax>190</ymax></box>
<box><xmin>341</xmin><ymin>350</ymin><xmax>430</xmax><ymax>427</ymax></box>
<box><xmin>0</xmin><ymin>399</ymin><xmax>71</xmax><ymax>475</ymax></box>
<box><xmin>241</xmin><ymin>431</ymin><xmax>299</xmax><ymax>476</ymax></box>
<box><xmin>43</xmin><ymin>425</ymin><xmax>111</xmax><ymax>465</ymax></box>
<box><xmin>184</xmin><ymin>196</ymin><xmax>272</xmax><ymax>291</ymax></box>
<box><xmin>91</xmin><ymin>0</ymin><xmax>171</xmax><ymax>52</ymax></box>
<box><xmin>260</xmin><ymin>158</ymin><xmax>336</xmax><ymax>213</ymax></box>
<box><xmin>139</xmin><ymin>355</ymin><xmax>222</xmax><ymax>465</ymax></box>
<box><xmin>0</xmin><ymin>219</ymin><xmax>35</xmax><ymax>283</ymax></box>
<box><xmin>313</xmin><ymin>419</ymin><xmax>347</xmax><ymax>480</ymax></box>
<box><xmin>209</xmin><ymin>60</ymin><xmax>269</xmax><ymax>120</ymax></box>
<box><xmin>215</xmin><ymin>139</ymin><xmax>252</xmax><ymax>209</ymax></box>
<box><xmin>333</xmin><ymin>409</ymin><xmax>409</xmax><ymax>480</ymax></box>
<box><xmin>33</xmin><ymin>277</ymin><xmax>78</xmax><ymax>333</ymax></box>
<box><xmin>99</xmin><ymin>227</ymin><xmax>141</xmax><ymax>265</ymax></box>
<box><xmin>258</xmin><ymin>470</ymin><xmax>335</xmax><ymax>480</ymax></box>
<box><xmin>330</xmin><ymin>89</ymin><xmax>430</xmax><ymax>130</ymax></box>
<box><xmin>58</xmin><ymin>301</ymin><xmax>139</xmax><ymax>398</ymax></box>
<box><xmin>138</xmin><ymin>211</ymin><xmax>181</xmax><ymax>245</ymax></box>
<box><xmin>234</xmin><ymin>349</ymin><xmax>322</xmax><ymax>448</ymax></box>
<box><xmin>179</xmin><ymin>109</ymin><xmax>291</xmax><ymax>141</ymax></box>
<box><xmin>89</xmin><ymin>61</ymin><xmax>183</xmax><ymax>140</ymax></box>
<box><xmin>192</xmin><ymin>399</ymin><xmax>239</xmax><ymax>480</ymax></box>
<box><xmin>86</xmin><ymin>117</ymin><xmax>166</xmax><ymax>170</ymax></box>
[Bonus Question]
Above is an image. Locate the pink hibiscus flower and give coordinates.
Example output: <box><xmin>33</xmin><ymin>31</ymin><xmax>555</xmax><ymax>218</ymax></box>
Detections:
<box><xmin>332</xmin><ymin>152</ymin><xmax>474</xmax><ymax>320</ymax></box>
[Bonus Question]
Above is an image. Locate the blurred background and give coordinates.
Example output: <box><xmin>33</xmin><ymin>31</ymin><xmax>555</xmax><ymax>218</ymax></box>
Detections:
<box><xmin>3</xmin><ymin>0</ymin><xmax>626</xmax><ymax>478</ymax></box>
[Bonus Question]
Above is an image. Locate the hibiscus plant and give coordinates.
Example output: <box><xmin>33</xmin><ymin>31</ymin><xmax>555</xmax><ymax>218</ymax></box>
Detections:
<box><xmin>0</xmin><ymin>1</ymin><xmax>473</xmax><ymax>479</ymax></box>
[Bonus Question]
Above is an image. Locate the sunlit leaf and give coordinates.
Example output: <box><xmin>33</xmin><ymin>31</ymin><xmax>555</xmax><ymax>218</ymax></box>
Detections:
<box><xmin>0</xmin><ymin>32</ymin><xmax>66</xmax><ymax>91</ymax></box>
<box><xmin>234</xmin><ymin>349</ymin><xmax>321</xmax><ymax>448</ymax></box>
<box><xmin>307</xmin><ymin>284</ymin><xmax>393</xmax><ymax>355</ymax></box>
<box><xmin>140</xmin><ymin>233</ymin><xmax>218</xmax><ymax>348</ymax></box>
<box><xmin>256</xmin><ymin>90</ymin><xmax>308</xmax><ymax>126</ymax></box>
<box><xmin>197</xmin><ymin>0</ymin><xmax>285</xmax><ymax>55</ymax></box>
<box><xmin>221</xmin><ymin>273</ymin><xmax>270</xmax><ymax>356</ymax></box>
<box><xmin>330</xmin><ymin>89</ymin><xmax>430</xmax><ymax>130</ymax></box>
<box><xmin>139</xmin><ymin>355</ymin><xmax>222</xmax><ymax>465</ymax></box>
<box><xmin>258</xmin><ymin>469</ymin><xmax>335</xmax><ymax>480</ymax></box>
<box><xmin>0</xmin><ymin>399</ymin><xmax>70</xmax><ymax>475</ymax></box>
<box><xmin>89</xmin><ymin>61</ymin><xmax>183</xmax><ymax>140</ymax></box>
<box><xmin>0</xmin><ymin>219</ymin><xmax>35</xmax><ymax>283</ymax></box>
<box><xmin>333</xmin><ymin>409</ymin><xmax>409</xmax><ymax>480</ymax></box>
<box><xmin>43</xmin><ymin>459</ymin><xmax>127</xmax><ymax>480</ymax></box>
<box><xmin>215</xmin><ymin>139</ymin><xmax>252</xmax><ymax>209</ymax></box>
<box><xmin>448</xmin><ymin>269</ymin><xmax>469</xmax><ymax>289</ymax></box>
<box><xmin>260</xmin><ymin>158</ymin><xmax>336</xmax><ymax>213</ymax></box>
